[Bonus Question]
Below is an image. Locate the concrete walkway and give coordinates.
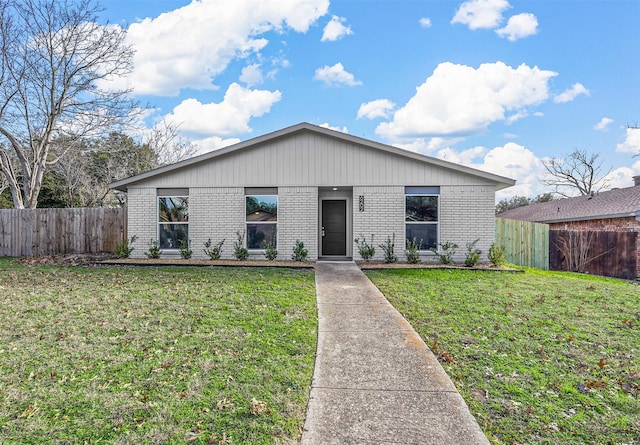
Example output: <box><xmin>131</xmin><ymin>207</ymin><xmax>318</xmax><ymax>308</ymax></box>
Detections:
<box><xmin>301</xmin><ymin>261</ymin><xmax>490</xmax><ymax>445</ymax></box>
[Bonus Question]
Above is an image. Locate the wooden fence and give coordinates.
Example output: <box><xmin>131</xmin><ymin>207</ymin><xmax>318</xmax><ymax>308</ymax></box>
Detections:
<box><xmin>495</xmin><ymin>218</ymin><xmax>549</xmax><ymax>270</ymax></box>
<box><xmin>0</xmin><ymin>208</ymin><xmax>127</xmax><ymax>257</ymax></box>
<box><xmin>549</xmin><ymin>230</ymin><xmax>638</xmax><ymax>280</ymax></box>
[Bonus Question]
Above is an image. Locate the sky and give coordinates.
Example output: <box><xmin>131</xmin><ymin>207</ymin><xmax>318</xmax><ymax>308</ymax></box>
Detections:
<box><xmin>98</xmin><ymin>0</ymin><xmax>640</xmax><ymax>200</ymax></box>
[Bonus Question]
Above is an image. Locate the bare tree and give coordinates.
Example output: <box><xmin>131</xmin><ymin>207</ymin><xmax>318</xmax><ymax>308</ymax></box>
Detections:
<box><xmin>144</xmin><ymin>119</ymin><xmax>198</xmax><ymax>167</ymax></box>
<box><xmin>541</xmin><ymin>148</ymin><xmax>611</xmax><ymax>197</ymax></box>
<box><xmin>0</xmin><ymin>0</ymin><xmax>136</xmax><ymax>208</ymax></box>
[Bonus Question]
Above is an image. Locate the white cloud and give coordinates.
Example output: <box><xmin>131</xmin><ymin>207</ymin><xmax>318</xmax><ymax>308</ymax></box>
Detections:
<box><xmin>419</xmin><ymin>17</ymin><xmax>432</xmax><ymax>28</ymax></box>
<box><xmin>616</xmin><ymin>127</ymin><xmax>640</xmax><ymax>153</ymax></box>
<box><xmin>603</xmin><ymin>165</ymin><xmax>640</xmax><ymax>189</ymax></box>
<box><xmin>376</xmin><ymin>61</ymin><xmax>557</xmax><ymax>139</ymax></box>
<box><xmin>114</xmin><ymin>0</ymin><xmax>329</xmax><ymax>95</ymax></box>
<box><xmin>314</xmin><ymin>62</ymin><xmax>362</xmax><ymax>87</ymax></box>
<box><xmin>240</xmin><ymin>64</ymin><xmax>264</xmax><ymax>87</ymax></box>
<box><xmin>393</xmin><ymin>136</ymin><xmax>466</xmax><ymax>154</ymax></box>
<box><xmin>319</xmin><ymin>123</ymin><xmax>349</xmax><ymax>133</ymax></box>
<box><xmin>505</xmin><ymin>109</ymin><xmax>529</xmax><ymax>125</ymax></box>
<box><xmin>496</xmin><ymin>12</ymin><xmax>538</xmax><ymax>41</ymax></box>
<box><xmin>321</xmin><ymin>15</ymin><xmax>353</xmax><ymax>41</ymax></box>
<box><xmin>437</xmin><ymin>146</ymin><xmax>488</xmax><ymax>165</ymax></box>
<box><xmin>192</xmin><ymin>136</ymin><xmax>241</xmax><ymax>154</ymax></box>
<box><xmin>163</xmin><ymin>83</ymin><xmax>282</xmax><ymax>136</ymax></box>
<box><xmin>554</xmin><ymin>83</ymin><xmax>590</xmax><ymax>103</ymax></box>
<box><xmin>451</xmin><ymin>0</ymin><xmax>510</xmax><ymax>30</ymax></box>
<box><xmin>357</xmin><ymin>99</ymin><xmax>396</xmax><ymax>119</ymax></box>
<box><xmin>593</xmin><ymin>117</ymin><xmax>614</xmax><ymax>131</ymax></box>
<box><xmin>475</xmin><ymin>142</ymin><xmax>546</xmax><ymax>199</ymax></box>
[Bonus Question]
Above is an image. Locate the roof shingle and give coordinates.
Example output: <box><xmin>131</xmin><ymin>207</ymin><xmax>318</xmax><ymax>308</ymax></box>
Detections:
<box><xmin>498</xmin><ymin>185</ymin><xmax>640</xmax><ymax>223</ymax></box>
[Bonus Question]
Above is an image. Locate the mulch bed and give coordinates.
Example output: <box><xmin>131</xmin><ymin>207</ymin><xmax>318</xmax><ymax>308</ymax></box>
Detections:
<box><xmin>14</xmin><ymin>254</ymin><xmax>519</xmax><ymax>272</ymax></box>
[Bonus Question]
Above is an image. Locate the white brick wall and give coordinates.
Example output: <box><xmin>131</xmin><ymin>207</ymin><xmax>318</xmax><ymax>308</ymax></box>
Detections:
<box><xmin>352</xmin><ymin>186</ymin><xmax>405</xmax><ymax>262</ymax></box>
<box><xmin>126</xmin><ymin>183</ymin><xmax>496</xmax><ymax>263</ymax></box>
<box><xmin>279</xmin><ymin>187</ymin><xmax>318</xmax><ymax>260</ymax></box>
<box><xmin>190</xmin><ymin>187</ymin><xmax>244</xmax><ymax>260</ymax></box>
<box><xmin>440</xmin><ymin>185</ymin><xmax>496</xmax><ymax>263</ymax></box>
<box><xmin>127</xmin><ymin>188</ymin><xmax>157</xmax><ymax>258</ymax></box>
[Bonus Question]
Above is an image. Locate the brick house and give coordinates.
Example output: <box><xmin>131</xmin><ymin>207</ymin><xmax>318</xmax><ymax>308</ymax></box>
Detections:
<box><xmin>499</xmin><ymin>180</ymin><xmax>640</xmax><ymax>278</ymax></box>
<box><xmin>111</xmin><ymin>123</ymin><xmax>515</xmax><ymax>262</ymax></box>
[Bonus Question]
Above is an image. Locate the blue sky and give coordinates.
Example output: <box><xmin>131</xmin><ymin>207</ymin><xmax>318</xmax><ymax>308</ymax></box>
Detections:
<box><xmin>99</xmin><ymin>0</ymin><xmax>640</xmax><ymax>199</ymax></box>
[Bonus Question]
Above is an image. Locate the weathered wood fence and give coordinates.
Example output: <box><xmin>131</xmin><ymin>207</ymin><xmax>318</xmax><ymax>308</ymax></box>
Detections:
<box><xmin>495</xmin><ymin>218</ymin><xmax>549</xmax><ymax>270</ymax></box>
<box><xmin>0</xmin><ymin>208</ymin><xmax>127</xmax><ymax>257</ymax></box>
<box><xmin>550</xmin><ymin>230</ymin><xmax>639</xmax><ymax>280</ymax></box>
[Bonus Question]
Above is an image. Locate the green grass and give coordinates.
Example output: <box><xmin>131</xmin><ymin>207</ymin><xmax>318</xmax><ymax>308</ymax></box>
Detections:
<box><xmin>0</xmin><ymin>259</ymin><xmax>317</xmax><ymax>444</ymax></box>
<box><xmin>366</xmin><ymin>268</ymin><xmax>640</xmax><ymax>445</ymax></box>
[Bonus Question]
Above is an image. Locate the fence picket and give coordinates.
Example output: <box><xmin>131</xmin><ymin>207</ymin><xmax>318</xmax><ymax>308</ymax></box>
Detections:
<box><xmin>0</xmin><ymin>208</ymin><xmax>126</xmax><ymax>257</ymax></box>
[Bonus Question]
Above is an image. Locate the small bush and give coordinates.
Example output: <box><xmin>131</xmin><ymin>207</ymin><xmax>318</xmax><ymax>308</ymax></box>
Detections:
<box><xmin>354</xmin><ymin>234</ymin><xmax>375</xmax><ymax>261</ymax></box>
<box><xmin>379</xmin><ymin>234</ymin><xmax>397</xmax><ymax>264</ymax></box>
<box><xmin>464</xmin><ymin>238</ymin><xmax>481</xmax><ymax>267</ymax></box>
<box><xmin>264</xmin><ymin>239</ymin><xmax>278</xmax><ymax>260</ymax></box>
<box><xmin>430</xmin><ymin>241</ymin><xmax>458</xmax><ymax>265</ymax></box>
<box><xmin>203</xmin><ymin>238</ymin><xmax>225</xmax><ymax>260</ymax></box>
<box><xmin>233</xmin><ymin>231</ymin><xmax>249</xmax><ymax>261</ymax></box>
<box><xmin>144</xmin><ymin>240</ymin><xmax>161</xmax><ymax>259</ymax></box>
<box><xmin>406</xmin><ymin>238</ymin><xmax>422</xmax><ymax>264</ymax></box>
<box><xmin>488</xmin><ymin>242</ymin><xmax>507</xmax><ymax>267</ymax></box>
<box><xmin>291</xmin><ymin>240</ymin><xmax>308</xmax><ymax>262</ymax></box>
<box><xmin>179</xmin><ymin>239</ymin><xmax>193</xmax><ymax>259</ymax></box>
<box><xmin>115</xmin><ymin>235</ymin><xmax>137</xmax><ymax>258</ymax></box>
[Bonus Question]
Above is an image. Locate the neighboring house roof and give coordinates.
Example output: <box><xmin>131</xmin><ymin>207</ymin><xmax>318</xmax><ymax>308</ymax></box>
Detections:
<box><xmin>498</xmin><ymin>185</ymin><xmax>640</xmax><ymax>223</ymax></box>
<box><xmin>110</xmin><ymin>122</ymin><xmax>515</xmax><ymax>191</ymax></box>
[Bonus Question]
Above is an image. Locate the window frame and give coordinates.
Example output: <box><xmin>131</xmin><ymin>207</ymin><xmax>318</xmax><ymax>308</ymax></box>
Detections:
<box><xmin>157</xmin><ymin>194</ymin><xmax>189</xmax><ymax>250</ymax></box>
<box><xmin>405</xmin><ymin>187</ymin><xmax>440</xmax><ymax>252</ymax></box>
<box><xmin>245</xmin><ymin>190</ymin><xmax>278</xmax><ymax>251</ymax></box>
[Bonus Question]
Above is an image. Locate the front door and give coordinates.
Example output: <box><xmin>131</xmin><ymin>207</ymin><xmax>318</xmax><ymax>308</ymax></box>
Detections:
<box><xmin>322</xmin><ymin>200</ymin><xmax>347</xmax><ymax>256</ymax></box>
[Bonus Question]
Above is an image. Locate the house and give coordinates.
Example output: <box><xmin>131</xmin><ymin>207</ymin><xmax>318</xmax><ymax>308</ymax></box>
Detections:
<box><xmin>111</xmin><ymin>123</ymin><xmax>515</xmax><ymax>262</ymax></box>
<box><xmin>498</xmin><ymin>180</ymin><xmax>640</xmax><ymax>279</ymax></box>
<box><xmin>498</xmin><ymin>180</ymin><xmax>640</xmax><ymax>230</ymax></box>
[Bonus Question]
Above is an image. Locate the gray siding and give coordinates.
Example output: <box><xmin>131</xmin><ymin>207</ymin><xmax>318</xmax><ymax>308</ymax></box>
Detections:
<box><xmin>128</xmin><ymin>132</ymin><xmax>496</xmax><ymax>189</ymax></box>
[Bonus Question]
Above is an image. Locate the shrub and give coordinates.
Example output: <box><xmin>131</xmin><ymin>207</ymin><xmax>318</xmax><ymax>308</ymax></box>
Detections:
<box><xmin>464</xmin><ymin>238</ymin><xmax>481</xmax><ymax>267</ymax></box>
<box><xmin>233</xmin><ymin>231</ymin><xmax>249</xmax><ymax>261</ymax></box>
<box><xmin>144</xmin><ymin>240</ymin><xmax>161</xmax><ymax>259</ymax></box>
<box><xmin>115</xmin><ymin>235</ymin><xmax>137</xmax><ymax>258</ymax></box>
<box><xmin>488</xmin><ymin>242</ymin><xmax>507</xmax><ymax>267</ymax></box>
<box><xmin>203</xmin><ymin>238</ymin><xmax>225</xmax><ymax>260</ymax></box>
<box><xmin>291</xmin><ymin>240</ymin><xmax>308</xmax><ymax>262</ymax></box>
<box><xmin>354</xmin><ymin>234</ymin><xmax>375</xmax><ymax>261</ymax></box>
<box><xmin>379</xmin><ymin>234</ymin><xmax>397</xmax><ymax>264</ymax></box>
<box><xmin>430</xmin><ymin>241</ymin><xmax>458</xmax><ymax>265</ymax></box>
<box><xmin>179</xmin><ymin>239</ymin><xmax>193</xmax><ymax>259</ymax></box>
<box><xmin>406</xmin><ymin>237</ymin><xmax>422</xmax><ymax>264</ymax></box>
<box><xmin>264</xmin><ymin>239</ymin><xmax>278</xmax><ymax>260</ymax></box>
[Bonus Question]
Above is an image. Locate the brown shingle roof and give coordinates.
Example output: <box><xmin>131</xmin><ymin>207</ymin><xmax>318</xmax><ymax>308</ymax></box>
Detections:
<box><xmin>498</xmin><ymin>185</ymin><xmax>640</xmax><ymax>223</ymax></box>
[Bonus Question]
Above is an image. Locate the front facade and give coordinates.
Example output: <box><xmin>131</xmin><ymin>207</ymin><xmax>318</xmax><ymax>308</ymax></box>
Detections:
<box><xmin>112</xmin><ymin>123</ymin><xmax>515</xmax><ymax>262</ymax></box>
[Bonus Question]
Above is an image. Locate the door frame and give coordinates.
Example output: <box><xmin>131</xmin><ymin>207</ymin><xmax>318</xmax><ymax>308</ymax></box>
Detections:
<box><xmin>318</xmin><ymin>189</ymin><xmax>352</xmax><ymax>259</ymax></box>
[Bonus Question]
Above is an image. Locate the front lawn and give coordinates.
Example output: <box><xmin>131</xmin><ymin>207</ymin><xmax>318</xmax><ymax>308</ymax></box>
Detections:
<box><xmin>366</xmin><ymin>268</ymin><xmax>639</xmax><ymax>445</ymax></box>
<box><xmin>0</xmin><ymin>260</ymin><xmax>317</xmax><ymax>444</ymax></box>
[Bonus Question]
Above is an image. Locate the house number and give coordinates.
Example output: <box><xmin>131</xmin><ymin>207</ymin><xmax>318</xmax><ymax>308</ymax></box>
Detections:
<box><xmin>359</xmin><ymin>195</ymin><xmax>365</xmax><ymax>212</ymax></box>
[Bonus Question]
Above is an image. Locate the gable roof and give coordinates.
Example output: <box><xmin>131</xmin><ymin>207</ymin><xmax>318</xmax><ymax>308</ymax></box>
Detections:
<box><xmin>110</xmin><ymin>122</ymin><xmax>515</xmax><ymax>191</ymax></box>
<box><xmin>498</xmin><ymin>185</ymin><xmax>640</xmax><ymax>223</ymax></box>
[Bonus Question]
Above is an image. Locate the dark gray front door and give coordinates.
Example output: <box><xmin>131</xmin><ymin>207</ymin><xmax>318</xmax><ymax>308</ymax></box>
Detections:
<box><xmin>322</xmin><ymin>200</ymin><xmax>347</xmax><ymax>256</ymax></box>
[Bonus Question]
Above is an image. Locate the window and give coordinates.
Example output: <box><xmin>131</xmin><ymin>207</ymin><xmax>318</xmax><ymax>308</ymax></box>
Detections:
<box><xmin>158</xmin><ymin>193</ymin><xmax>188</xmax><ymax>249</ymax></box>
<box><xmin>405</xmin><ymin>186</ymin><xmax>439</xmax><ymax>251</ymax></box>
<box><xmin>245</xmin><ymin>189</ymin><xmax>277</xmax><ymax>250</ymax></box>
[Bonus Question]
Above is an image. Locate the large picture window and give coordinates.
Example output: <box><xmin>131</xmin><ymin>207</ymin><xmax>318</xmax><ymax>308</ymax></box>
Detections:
<box><xmin>158</xmin><ymin>195</ymin><xmax>188</xmax><ymax>249</ymax></box>
<box><xmin>405</xmin><ymin>186</ymin><xmax>439</xmax><ymax>251</ymax></box>
<box><xmin>246</xmin><ymin>189</ymin><xmax>277</xmax><ymax>250</ymax></box>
